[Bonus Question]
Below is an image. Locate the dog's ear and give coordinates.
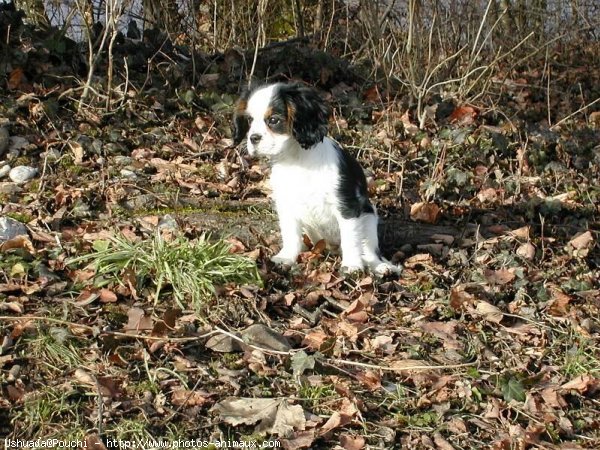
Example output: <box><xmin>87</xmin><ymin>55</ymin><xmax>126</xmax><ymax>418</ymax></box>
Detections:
<box><xmin>280</xmin><ymin>83</ymin><xmax>330</xmax><ymax>149</ymax></box>
<box><xmin>232</xmin><ymin>91</ymin><xmax>250</xmax><ymax>146</ymax></box>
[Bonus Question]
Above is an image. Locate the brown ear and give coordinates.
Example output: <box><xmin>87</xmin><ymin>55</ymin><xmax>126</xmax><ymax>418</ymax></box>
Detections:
<box><xmin>232</xmin><ymin>98</ymin><xmax>249</xmax><ymax>146</ymax></box>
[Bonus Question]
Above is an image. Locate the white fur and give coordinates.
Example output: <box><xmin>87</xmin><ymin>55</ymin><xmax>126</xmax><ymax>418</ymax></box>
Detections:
<box><xmin>243</xmin><ymin>84</ymin><xmax>399</xmax><ymax>275</ymax></box>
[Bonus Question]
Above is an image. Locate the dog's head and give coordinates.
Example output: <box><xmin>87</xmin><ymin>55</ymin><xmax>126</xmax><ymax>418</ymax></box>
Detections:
<box><xmin>232</xmin><ymin>82</ymin><xmax>330</xmax><ymax>156</ymax></box>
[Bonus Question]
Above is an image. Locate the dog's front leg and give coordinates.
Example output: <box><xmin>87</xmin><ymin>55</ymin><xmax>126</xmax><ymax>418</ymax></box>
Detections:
<box><xmin>338</xmin><ymin>216</ymin><xmax>365</xmax><ymax>273</ymax></box>
<box><xmin>271</xmin><ymin>211</ymin><xmax>303</xmax><ymax>265</ymax></box>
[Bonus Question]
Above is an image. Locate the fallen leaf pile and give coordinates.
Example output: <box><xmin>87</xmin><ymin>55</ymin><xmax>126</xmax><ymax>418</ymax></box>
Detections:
<box><xmin>0</xmin><ymin>4</ymin><xmax>599</xmax><ymax>449</ymax></box>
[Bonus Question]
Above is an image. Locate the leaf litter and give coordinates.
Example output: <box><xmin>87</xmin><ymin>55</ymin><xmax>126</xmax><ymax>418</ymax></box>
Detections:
<box><xmin>0</xmin><ymin>8</ymin><xmax>599</xmax><ymax>449</ymax></box>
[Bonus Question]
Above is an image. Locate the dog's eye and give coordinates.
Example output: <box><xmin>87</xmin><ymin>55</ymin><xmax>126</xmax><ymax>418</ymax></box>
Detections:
<box><xmin>268</xmin><ymin>116</ymin><xmax>281</xmax><ymax>125</ymax></box>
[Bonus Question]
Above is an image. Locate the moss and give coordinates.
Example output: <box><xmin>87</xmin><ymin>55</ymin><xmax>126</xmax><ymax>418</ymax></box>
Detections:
<box><xmin>5</xmin><ymin>212</ymin><xmax>33</xmax><ymax>223</ymax></box>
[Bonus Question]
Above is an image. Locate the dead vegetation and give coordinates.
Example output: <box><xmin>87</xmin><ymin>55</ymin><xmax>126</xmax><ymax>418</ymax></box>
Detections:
<box><xmin>1</xmin><ymin>0</ymin><xmax>599</xmax><ymax>448</ymax></box>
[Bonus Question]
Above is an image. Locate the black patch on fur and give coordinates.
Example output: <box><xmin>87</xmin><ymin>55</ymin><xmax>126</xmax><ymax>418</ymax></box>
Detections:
<box><xmin>276</xmin><ymin>83</ymin><xmax>330</xmax><ymax>149</ymax></box>
<box><xmin>264</xmin><ymin>99</ymin><xmax>289</xmax><ymax>134</ymax></box>
<box><xmin>232</xmin><ymin>88</ymin><xmax>251</xmax><ymax>146</ymax></box>
<box><xmin>334</xmin><ymin>141</ymin><xmax>375</xmax><ymax>219</ymax></box>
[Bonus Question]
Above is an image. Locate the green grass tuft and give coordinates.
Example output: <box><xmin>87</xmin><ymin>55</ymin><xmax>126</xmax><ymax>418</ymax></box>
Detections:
<box><xmin>69</xmin><ymin>232</ymin><xmax>262</xmax><ymax>311</ymax></box>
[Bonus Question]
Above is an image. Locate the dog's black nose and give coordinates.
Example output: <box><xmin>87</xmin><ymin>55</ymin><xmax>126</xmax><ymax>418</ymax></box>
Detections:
<box><xmin>249</xmin><ymin>133</ymin><xmax>262</xmax><ymax>145</ymax></box>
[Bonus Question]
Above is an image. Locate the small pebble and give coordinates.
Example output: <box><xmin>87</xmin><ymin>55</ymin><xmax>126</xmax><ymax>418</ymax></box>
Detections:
<box><xmin>9</xmin><ymin>165</ymin><xmax>38</xmax><ymax>184</ymax></box>
<box><xmin>158</xmin><ymin>214</ymin><xmax>178</xmax><ymax>230</ymax></box>
<box><xmin>114</xmin><ymin>156</ymin><xmax>133</xmax><ymax>165</ymax></box>
<box><xmin>0</xmin><ymin>216</ymin><xmax>28</xmax><ymax>242</ymax></box>
<box><xmin>0</xmin><ymin>164</ymin><xmax>10</xmax><ymax>178</ymax></box>
<box><xmin>120</xmin><ymin>169</ymin><xmax>137</xmax><ymax>179</ymax></box>
<box><xmin>43</xmin><ymin>148</ymin><xmax>61</xmax><ymax>162</ymax></box>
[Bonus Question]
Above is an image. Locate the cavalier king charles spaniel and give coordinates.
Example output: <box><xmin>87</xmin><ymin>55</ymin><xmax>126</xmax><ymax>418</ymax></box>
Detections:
<box><xmin>233</xmin><ymin>82</ymin><xmax>399</xmax><ymax>275</ymax></box>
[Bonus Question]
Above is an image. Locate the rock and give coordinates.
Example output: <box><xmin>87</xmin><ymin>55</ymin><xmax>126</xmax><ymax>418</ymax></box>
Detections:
<box><xmin>71</xmin><ymin>200</ymin><xmax>91</xmax><ymax>218</ymax></box>
<box><xmin>0</xmin><ymin>127</ymin><xmax>9</xmax><ymax>156</ymax></box>
<box><xmin>0</xmin><ymin>164</ymin><xmax>10</xmax><ymax>178</ymax></box>
<box><xmin>205</xmin><ymin>325</ymin><xmax>292</xmax><ymax>353</ymax></box>
<box><xmin>120</xmin><ymin>169</ymin><xmax>137</xmax><ymax>179</ymax></box>
<box><xmin>0</xmin><ymin>216</ymin><xmax>28</xmax><ymax>242</ymax></box>
<box><xmin>122</xmin><ymin>193</ymin><xmax>156</xmax><ymax>211</ymax></box>
<box><xmin>158</xmin><ymin>214</ymin><xmax>178</xmax><ymax>230</ymax></box>
<box><xmin>240</xmin><ymin>324</ymin><xmax>291</xmax><ymax>352</ymax></box>
<box><xmin>8</xmin><ymin>136</ymin><xmax>29</xmax><ymax>153</ymax></box>
<box><xmin>0</xmin><ymin>182</ymin><xmax>22</xmax><ymax>195</ymax></box>
<box><xmin>114</xmin><ymin>156</ymin><xmax>133</xmax><ymax>165</ymax></box>
<box><xmin>43</xmin><ymin>148</ymin><xmax>61</xmax><ymax>162</ymax></box>
<box><xmin>205</xmin><ymin>333</ymin><xmax>244</xmax><ymax>353</ymax></box>
<box><xmin>9</xmin><ymin>165</ymin><xmax>37</xmax><ymax>184</ymax></box>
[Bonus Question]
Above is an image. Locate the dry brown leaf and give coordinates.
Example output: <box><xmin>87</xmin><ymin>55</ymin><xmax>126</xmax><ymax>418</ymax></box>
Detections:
<box><xmin>568</xmin><ymin>231</ymin><xmax>594</xmax><ymax>250</ymax></box>
<box><xmin>516</xmin><ymin>242</ymin><xmax>536</xmax><ymax>260</ymax></box>
<box><xmin>355</xmin><ymin>370</ymin><xmax>381</xmax><ymax>391</ymax></box>
<box><xmin>484</xmin><ymin>268</ymin><xmax>516</xmax><ymax>285</ymax></box>
<box><xmin>302</xmin><ymin>330</ymin><xmax>329</xmax><ymax>351</ymax></box>
<box><xmin>449</xmin><ymin>285</ymin><xmax>476</xmax><ymax>311</ymax></box>
<box><xmin>0</xmin><ymin>302</ymin><xmax>23</xmax><ymax>313</ymax></box>
<box><xmin>340</xmin><ymin>434</ymin><xmax>366</xmax><ymax>450</ymax></box>
<box><xmin>73</xmin><ymin>289</ymin><xmax>99</xmax><ymax>307</ymax></box>
<box><xmin>336</xmin><ymin>321</ymin><xmax>360</xmax><ymax>341</ymax></box>
<box><xmin>541</xmin><ymin>387</ymin><xmax>567</xmax><ymax>408</ymax></box>
<box><xmin>477</xmin><ymin>187</ymin><xmax>499</xmax><ymax>203</ymax></box>
<box><xmin>548</xmin><ymin>286</ymin><xmax>572</xmax><ymax>316</ymax></box>
<box><xmin>280</xmin><ymin>430</ymin><xmax>315</xmax><ymax>450</ymax></box>
<box><xmin>449</xmin><ymin>105</ymin><xmax>478</xmax><ymax>124</ymax></box>
<box><xmin>369</xmin><ymin>335</ymin><xmax>397</xmax><ymax>354</ymax></box>
<box><xmin>212</xmin><ymin>397</ymin><xmax>305</xmax><ymax>437</ymax></box>
<box><xmin>0</xmin><ymin>235</ymin><xmax>35</xmax><ymax>254</ymax></box>
<box><xmin>404</xmin><ymin>253</ymin><xmax>433</xmax><ymax>268</ymax></box>
<box><xmin>420</xmin><ymin>321</ymin><xmax>461</xmax><ymax>349</ymax></box>
<box><xmin>68</xmin><ymin>141</ymin><xmax>85</xmax><ymax>165</ymax></box>
<box><xmin>433</xmin><ymin>432</ymin><xmax>456</xmax><ymax>450</ymax></box>
<box><xmin>171</xmin><ymin>388</ymin><xmax>211</xmax><ymax>407</ymax></box>
<box><xmin>319</xmin><ymin>398</ymin><xmax>358</xmax><ymax>436</ymax></box>
<box><xmin>390</xmin><ymin>359</ymin><xmax>431</xmax><ymax>373</ymax></box>
<box><xmin>74</xmin><ymin>368</ymin><xmax>96</xmax><ymax>387</ymax></box>
<box><xmin>473</xmin><ymin>301</ymin><xmax>504</xmax><ymax>323</ymax></box>
<box><xmin>8</xmin><ymin>68</ymin><xmax>26</xmax><ymax>90</ymax></box>
<box><xmin>99</xmin><ymin>288</ymin><xmax>118</xmax><ymax>303</ymax></box>
<box><xmin>212</xmin><ymin>397</ymin><xmax>280</xmax><ymax>426</ymax></box>
<box><xmin>124</xmin><ymin>307</ymin><xmax>153</xmax><ymax>331</ymax></box>
<box><xmin>410</xmin><ymin>202</ymin><xmax>441</xmax><ymax>224</ymax></box>
<box><xmin>342</xmin><ymin>298</ymin><xmax>369</xmax><ymax>323</ymax></box>
<box><xmin>560</xmin><ymin>375</ymin><xmax>599</xmax><ymax>393</ymax></box>
<box><xmin>510</xmin><ymin>226</ymin><xmax>531</xmax><ymax>240</ymax></box>
<box><xmin>83</xmin><ymin>434</ymin><xmax>108</xmax><ymax>450</ymax></box>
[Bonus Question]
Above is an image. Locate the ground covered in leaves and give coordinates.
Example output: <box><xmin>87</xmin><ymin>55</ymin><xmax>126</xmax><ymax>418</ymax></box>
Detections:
<box><xmin>1</xmin><ymin>7</ymin><xmax>600</xmax><ymax>450</ymax></box>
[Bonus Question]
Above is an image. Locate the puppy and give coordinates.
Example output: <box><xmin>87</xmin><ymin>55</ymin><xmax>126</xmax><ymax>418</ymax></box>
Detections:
<box><xmin>233</xmin><ymin>82</ymin><xmax>398</xmax><ymax>275</ymax></box>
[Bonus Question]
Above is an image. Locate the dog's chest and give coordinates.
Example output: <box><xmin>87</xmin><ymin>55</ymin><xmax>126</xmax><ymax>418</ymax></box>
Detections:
<box><xmin>270</xmin><ymin>163</ymin><xmax>338</xmax><ymax>220</ymax></box>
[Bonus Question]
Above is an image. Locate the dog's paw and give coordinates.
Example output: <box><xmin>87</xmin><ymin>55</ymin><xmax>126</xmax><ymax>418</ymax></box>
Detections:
<box><xmin>271</xmin><ymin>252</ymin><xmax>298</xmax><ymax>266</ymax></box>
<box><xmin>341</xmin><ymin>260</ymin><xmax>364</xmax><ymax>275</ymax></box>
<box><xmin>372</xmin><ymin>261</ymin><xmax>402</xmax><ymax>277</ymax></box>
